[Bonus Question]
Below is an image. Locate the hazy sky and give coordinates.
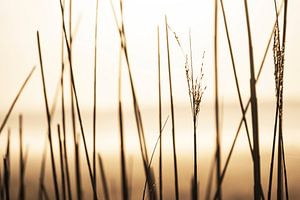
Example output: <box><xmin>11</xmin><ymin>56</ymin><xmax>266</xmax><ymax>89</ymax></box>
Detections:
<box><xmin>0</xmin><ymin>0</ymin><xmax>299</xmax><ymax>112</ymax></box>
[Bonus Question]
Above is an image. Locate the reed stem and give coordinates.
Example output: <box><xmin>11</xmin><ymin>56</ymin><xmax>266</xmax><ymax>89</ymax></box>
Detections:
<box><xmin>37</xmin><ymin>31</ymin><xmax>60</xmax><ymax>200</ymax></box>
<box><xmin>165</xmin><ymin>16</ymin><xmax>179</xmax><ymax>200</ymax></box>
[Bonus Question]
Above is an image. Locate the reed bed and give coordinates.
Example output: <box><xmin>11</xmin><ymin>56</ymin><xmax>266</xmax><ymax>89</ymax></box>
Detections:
<box><xmin>0</xmin><ymin>0</ymin><xmax>294</xmax><ymax>200</ymax></box>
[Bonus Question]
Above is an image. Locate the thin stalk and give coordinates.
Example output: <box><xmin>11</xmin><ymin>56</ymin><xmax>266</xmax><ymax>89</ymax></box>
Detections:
<box><xmin>0</xmin><ymin>67</ymin><xmax>35</xmax><ymax>135</ymax></box>
<box><xmin>243</xmin><ymin>1</ymin><xmax>262</xmax><ymax>199</ymax></box>
<box><xmin>5</xmin><ymin>128</ymin><xmax>11</xmax><ymax>200</ymax></box>
<box><xmin>219</xmin><ymin>0</ymin><xmax>253</xmax><ymax>155</ymax></box>
<box><xmin>60</xmin><ymin>0</ymin><xmax>72</xmax><ymax>199</ymax></box>
<box><xmin>165</xmin><ymin>16</ymin><xmax>179</xmax><ymax>200</ymax></box>
<box><xmin>118</xmin><ymin>45</ymin><xmax>128</xmax><ymax>200</ymax></box>
<box><xmin>112</xmin><ymin>1</ymin><xmax>157</xmax><ymax>198</ymax></box>
<box><xmin>281</xmin><ymin>137</ymin><xmax>289</xmax><ymax>199</ymax></box>
<box><xmin>75</xmin><ymin>134</ymin><xmax>82</xmax><ymax>200</ymax></box>
<box><xmin>0</xmin><ymin>160</ymin><xmax>3</xmax><ymax>199</ymax></box>
<box><xmin>267</xmin><ymin>1</ymin><xmax>285</xmax><ymax>199</ymax></box>
<box><xmin>57</xmin><ymin>125</ymin><xmax>66</xmax><ymax>200</ymax></box>
<box><xmin>3</xmin><ymin>158</ymin><xmax>9</xmax><ymax>200</ymax></box>
<box><xmin>142</xmin><ymin>117</ymin><xmax>169</xmax><ymax>200</ymax></box>
<box><xmin>277</xmin><ymin>118</ymin><xmax>283</xmax><ymax>199</ymax></box>
<box><xmin>36</xmin><ymin>31</ymin><xmax>60</xmax><ymax>200</ymax></box>
<box><xmin>66</xmin><ymin>1</ymin><xmax>81</xmax><ymax>198</ymax></box>
<box><xmin>214</xmin><ymin>0</ymin><xmax>222</xmax><ymax>199</ymax></box>
<box><xmin>268</xmin><ymin>104</ymin><xmax>279</xmax><ymax>200</ymax></box>
<box><xmin>18</xmin><ymin>115</ymin><xmax>25</xmax><ymax>200</ymax></box>
<box><xmin>189</xmin><ymin>30</ymin><xmax>198</xmax><ymax>200</ymax></box>
<box><xmin>62</xmin><ymin>130</ymin><xmax>72</xmax><ymax>200</ymax></box>
<box><xmin>70</xmin><ymin>54</ymin><xmax>81</xmax><ymax>200</ymax></box>
<box><xmin>272</xmin><ymin>2</ymin><xmax>283</xmax><ymax>199</ymax></box>
<box><xmin>59</xmin><ymin>1</ymin><xmax>98</xmax><ymax>196</ymax></box>
<box><xmin>93</xmin><ymin>1</ymin><xmax>99</xmax><ymax>199</ymax></box>
<box><xmin>98</xmin><ymin>154</ymin><xmax>110</xmax><ymax>200</ymax></box>
<box><xmin>282</xmin><ymin>0</ymin><xmax>290</xmax><ymax>198</ymax></box>
<box><xmin>157</xmin><ymin>26</ymin><xmax>163</xmax><ymax>200</ymax></box>
<box><xmin>38</xmin><ymin>70</ymin><xmax>62</xmax><ymax>200</ymax></box>
<box><xmin>212</xmin><ymin>5</ymin><xmax>284</xmax><ymax>197</ymax></box>
<box><xmin>278</xmin><ymin>0</ymin><xmax>289</xmax><ymax>198</ymax></box>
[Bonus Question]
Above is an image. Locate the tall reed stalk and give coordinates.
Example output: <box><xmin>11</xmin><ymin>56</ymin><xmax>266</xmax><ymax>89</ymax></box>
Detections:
<box><xmin>165</xmin><ymin>16</ymin><xmax>179</xmax><ymax>200</ymax></box>
<box><xmin>243</xmin><ymin>1</ymin><xmax>262</xmax><ymax>199</ymax></box>
<box><xmin>212</xmin><ymin>3</ymin><xmax>285</xmax><ymax>199</ymax></box>
<box><xmin>18</xmin><ymin>115</ymin><xmax>25</xmax><ymax>200</ymax></box>
<box><xmin>157</xmin><ymin>26</ymin><xmax>163</xmax><ymax>200</ymax></box>
<box><xmin>219</xmin><ymin>0</ymin><xmax>253</xmax><ymax>155</ymax></box>
<box><xmin>2</xmin><ymin>158</ymin><xmax>8</xmax><ymax>200</ymax></box>
<box><xmin>109</xmin><ymin>0</ymin><xmax>157</xmax><ymax>198</ymax></box>
<box><xmin>117</xmin><ymin>46</ymin><xmax>128</xmax><ymax>200</ymax></box>
<box><xmin>66</xmin><ymin>1</ymin><xmax>82</xmax><ymax>198</ymax></box>
<box><xmin>189</xmin><ymin>30</ymin><xmax>197</xmax><ymax>200</ymax></box>
<box><xmin>57</xmin><ymin>124</ymin><xmax>66</xmax><ymax>200</ymax></box>
<box><xmin>0</xmin><ymin>67</ymin><xmax>35</xmax><ymax>135</ymax></box>
<box><xmin>167</xmin><ymin>25</ymin><xmax>205</xmax><ymax>200</ymax></box>
<box><xmin>60</xmin><ymin>0</ymin><xmax>72</xmax><ymax>199</ymax></box>
<box><xmin>75</xmin><ymin>134</ymin><xmax>82</xmax><ymax>200</ymax></box>
<box><xmin>38</xmin><ymin>70</ymin><xmax>62</xmax><ymax>200</ymax></box>
<box><xmin>92</xmin><ymin>1</ymin><xmax>99</xmax><ymax>199</ymax></box>
<box><xmin>268</xmin><ymin>0</ymin><xmax>289</xmax><ymax>199</ymax></box>
<box><xmin>36</xmin><ymin>31</ymin><xmax>60</xmax><ymax>200</ymax></box>
<box><xmin>4</xmin><ymin>128</ymin><xmax>11</xmax><ymax>200</ymax></box>
<box><xmin>59</xmin><ymin>0</ymin><xmax>98</xmax><ymax>197</ymax></box>
<box><xmin>213</xmin><ymin>0</ymin><xmax>222</xmax><ymax>199</ymax></box>
<box><xmin>277</xmin><ymin>0</ymin><xmax>289</xmax><ymax>198</ymax></box>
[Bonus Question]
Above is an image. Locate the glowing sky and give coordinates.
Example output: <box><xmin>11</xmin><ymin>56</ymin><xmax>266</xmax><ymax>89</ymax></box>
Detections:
<box><xmin>0</xmin><ymin>0</ymin><xmax>299</xmax><ymax>112</ymax></box>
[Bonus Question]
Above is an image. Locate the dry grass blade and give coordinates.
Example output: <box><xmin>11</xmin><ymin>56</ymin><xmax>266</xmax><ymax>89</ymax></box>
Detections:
<box><xmin>269</xmin><ymin>0</ymin><xmax>289</xmax><ymax>198</ymax></box>
<box><xmin>167</xmin><ymin>25</ymin><xmax>205</xmax><ymax>200</ymax></box>
<box><xmin>157</xmin><ymin>26</ymin><xmax>163</xmax><ymax>200</ymax></box>
<box><xmin>212</xmin><ymin>2</ymin><xmax>284</xmax><ymax>199</ymax></box>
<box><xmin>0</xmin><ymin>162</ymin><xmax>3</xmax><ymax>199</ymax></box>
<box><xmin>3</xmin><ymin>158</ymin><xmax>9</xmax><ymax>200</ymax></box>
<box><xmin>93</xmin><ymin>0</ymin><xmax>100</xmax><ymax>199</ymax></box>
<box><xmin>165</xmin><ymin>16</ymin><xmax>179</xmax><ymax>200</ymax></box>
<box><xmin>4</xmin><ymin>128</ymin><xmax>11</xmax><ymax>200</ymax></box>
<box><xmin>243</xmin><ymin>1</ymin><xmax>263</xmax><ymax>199</ymax></box>
<box><xmin>18</xmin><ymin>115</ymin><xmax>25</xmax><ymax>200</ymax></box>
<box><xmin>219</xmin><ymin>0</ymin><xmax>253</xmax><ymax>155</ymax></box>
<box><xmin>0</xmin><ymin>66</ymin><xmax>35</xmax><ymax>135</ymax></box>
<box><xmin>58</xmin><ymin>0</ymin><xmax>98</xmax><ymax>197</ymax></box>
<box><xmin>268</xmin><ymin>22</ymin><xmax>281</xmax><ymax>200</ymax></box>
<box><xmin>280</xmin><ymin>0</ymin><xmax>289</xmax><ymax>198</ymax></box>
<box><xmin>109</xmin><ymin>0</ymin><xmax>157</xmax><ymax>198</ymax></box>
<box><xmin>117</xmin><ymin>45</ymin><xmax>128</xmax><ymax>200</ymax></box>
<box><xmin>38</xmin><ymin>69</ymin><xmax>62</xmax><ymax>200</ymax></box>
<box><xmin>213</xmin><ymin>0</ymin><xmax>222</xmax><ymax>199</ymax></box>
<box><xmin>142</xmin><ymin>117</ymin><xmax>169</xmax><ymax>200</ymax></box>
<box><xmin>75</xmin><ymin>134</ymin><xmax>82</xmax><ymax>200</ymax></box>
<box><xmin>36</xmin><ymin>31</ymin><xmax>60</xmax><ymax>200</ymax></box>
<box><xmin>60</xmin><ymin>0</ymin><xmax>72</xmax><ymax>199</ymax></box>
<box><xmin>57</xmin><ymin>124</ymin><xmax>66</xmax><ymax>200</ymax></box>
<box><xmin>62</xmin><ymin>130</ymin><xmax>72</xmax><ymax>200</ymax></box>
